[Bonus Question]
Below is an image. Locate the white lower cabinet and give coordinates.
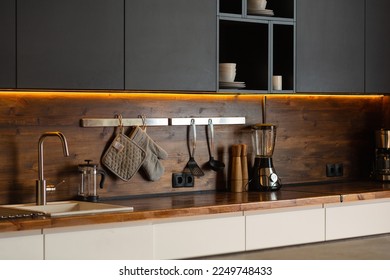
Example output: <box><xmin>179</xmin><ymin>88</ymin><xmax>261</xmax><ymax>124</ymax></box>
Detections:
<box><xmin>245</xmin><ymin>206</ymin><xmax>325</xmax><ymax>251</ymax></box>
<box><xmin>153</xmin><ymin>213</ymin><xmax>245</xmax><ymax>259</ymax></box>
<box><xmin>0</xmin><ymin>230</ymin><xmax>43</xmax><ymax>260</ymax></box>
<box><xmin>44</xmin><ymin>221</ymin><xmax>153</xmax><ymax>260</ymax></box>
<box><xmin>4</xmin><ymin>198</ymin><xmax>390</xmax><ymax>260</ymax></box>
<box><xmin>325</xmin><ymin>198</ymin><xmax>390</xmax><ymax>240</ymax></box>
<box><xmin>44</xmin><ymin>213</ymin><xmax>245</xmax><ymax>260</ymax></box>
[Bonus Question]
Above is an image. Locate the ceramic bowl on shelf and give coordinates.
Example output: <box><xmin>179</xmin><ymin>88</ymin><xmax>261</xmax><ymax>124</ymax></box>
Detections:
<box><xmin>219</xmin><ymin>63</ymin><xmax>236</xmax><ymax>82</ymax></box>
<box><xmin>247</xmin><ymin>9</ymin><xmax>274</xmax><ymax>16</ymax></box>
<box><xmin>248</xmin><ymin>0</ymin><xmax>267</xmax><ymax>11</ymax></box>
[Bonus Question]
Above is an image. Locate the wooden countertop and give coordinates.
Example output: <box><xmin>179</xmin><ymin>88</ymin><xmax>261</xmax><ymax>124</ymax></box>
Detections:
<box><xmin>1</xmin><ymin>181</ymin><xmax>390</xmax><ymax>233</ymax></box>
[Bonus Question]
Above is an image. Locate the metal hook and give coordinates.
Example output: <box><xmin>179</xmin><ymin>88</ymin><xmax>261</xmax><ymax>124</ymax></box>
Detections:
<box><xmin>116</xmin><ymin>114</ymin><xmax>124</xmax><ymax>134</ymax></box>
<box><xmin>139</xmin><ymin>115</ymin><xmax>147</xmax><ymax>131</ymax></box>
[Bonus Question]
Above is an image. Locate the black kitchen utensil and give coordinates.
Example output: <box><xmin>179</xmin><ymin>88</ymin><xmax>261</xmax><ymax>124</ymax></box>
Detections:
<box><xmin>207</xmin><ymin>119</ymin><xmax>225</xmax><ymax>171</ymax></box>
<box><xmin>185</xmin><ymin>119</ymin><xmax>204</xmax><ymax>177</ymax></box>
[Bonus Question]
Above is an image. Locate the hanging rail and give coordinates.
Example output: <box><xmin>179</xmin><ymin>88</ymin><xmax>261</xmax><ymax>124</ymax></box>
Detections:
<box><xmin>169</xmin><ymin>117</ymin><xmax>245</xmax><ymax>126</ymax></box>
<box><xmin>80</xmin><ymin>117</ymin><xmax>245</xmax><ymax>127</ymax></box>
<box><xmin>80</xmin><ymin>118</ymin><xmax>168</xmax><ymax>127</ymax></box>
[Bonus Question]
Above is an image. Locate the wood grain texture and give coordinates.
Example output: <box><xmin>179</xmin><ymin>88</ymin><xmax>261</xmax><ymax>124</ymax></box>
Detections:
<box><xmin>0</xmin><ymin>92</ymin><xmax>384</xmax><ymax>204</ymax></box>
<box><xmin>1</xmin><ymin>181</ymin><xmax>389</xmax><ymax>233</ymax></box>
<box><xmin>266</xmin><ymin>95</ymin><xmax>383</xmax><ymax>184</ymax></box>
<box><xmin>0</xmin><ymin>217</ymin><xmax>50</xmax><ymax>232</ymax></box>
<box><xmin>382</xmin><ymin>96</ymin><xmax>390</xmax><ymax>128</ymax></box>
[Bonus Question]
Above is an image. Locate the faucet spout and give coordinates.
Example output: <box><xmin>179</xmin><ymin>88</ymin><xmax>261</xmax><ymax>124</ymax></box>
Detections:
<box><xmin>36</xmin><ymin>132</ymin><xmax>70</xmax><ymax>205</ymax></box>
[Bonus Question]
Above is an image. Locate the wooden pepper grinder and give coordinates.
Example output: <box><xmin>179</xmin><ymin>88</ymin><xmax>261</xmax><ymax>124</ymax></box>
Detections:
<box><xmin>231</xmin><ymin>144</ymin><xmax>243</xmax><ymax>192</ymax></box>
<box><xmin>241</xmin><ymin>144</ymin><xmax>249</xmax><ymax>192</ymax></box>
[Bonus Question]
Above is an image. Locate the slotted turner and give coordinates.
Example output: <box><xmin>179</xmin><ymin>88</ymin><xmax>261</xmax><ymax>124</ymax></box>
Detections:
<box><xmin>185</xmin><ymin>119</ymin><xmax>204</xmax><ymax>177</ymax></box>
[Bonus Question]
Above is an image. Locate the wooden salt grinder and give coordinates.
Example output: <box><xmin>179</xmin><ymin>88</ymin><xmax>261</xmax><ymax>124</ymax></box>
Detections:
<box><xmin>231</xmin><ymin>144</ymin><xmax>243</xmax><ymax>192</ymax></box>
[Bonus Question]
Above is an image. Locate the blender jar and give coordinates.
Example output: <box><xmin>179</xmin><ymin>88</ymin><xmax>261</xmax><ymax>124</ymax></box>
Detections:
<box><xmin>252</xmin><ymin>124</ymin><xmax>276</xmax><ymax>157</ymax></box>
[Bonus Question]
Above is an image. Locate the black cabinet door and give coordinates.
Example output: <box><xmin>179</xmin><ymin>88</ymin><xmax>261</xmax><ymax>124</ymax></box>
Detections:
<box><xmin>366</xmin><ymin>0</ymin><xmax>390</xmax><ymax>93</ymax></box>
<box><xmin>0</xmin><ymin>0</ymin><xmax>15</xmax><ymax>88</ymax></box>
<box><xmin>296</xmin><ymin>0</ymin><xmax>365</xmax><ymax>93</ymax></box>
<box><xmin>17</xmin><ymin>0</ymin><xmax>124</xmax><ymax>90</ymax></box>
<box><xmin>125</xmin><ymin>0</ymin><xmax>217</xmax><ymax>91</ymax></box>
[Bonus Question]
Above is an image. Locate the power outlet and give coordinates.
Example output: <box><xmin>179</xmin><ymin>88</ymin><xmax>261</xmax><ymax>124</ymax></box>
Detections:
<box><xmin>334</xmin><ymin>163</ymin><xmax>344</xmax><ymax>176</ymax></box>
<box><xmin>326</xmin><ymin>163</ymin><xmax>344</xmax><ymax>177</ymax></box>
<box><xmin>172</xmin><ymin>173</ymin><xmax>194</xmax><ymax>188</ymax></box>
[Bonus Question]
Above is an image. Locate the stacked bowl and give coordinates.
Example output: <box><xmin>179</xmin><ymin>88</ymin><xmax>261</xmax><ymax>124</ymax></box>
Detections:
<box><xmin>247</xmin><ymin>0</ymin><xmax>274</xmax><ymax>16</ymax></box>
<box><xmin>219</xmin><ymin>63</ymin><xmax>236</xmax><ymax>82</ymax></box>
<box><xmin>248</xmin><ymin>0</ymin><xmax>267</xmax><ymax>10</ymax></box>
<box><xmin>219</xmin><ymin>63</ymin><xmax>246</xmax><ymax>89</ymax></box>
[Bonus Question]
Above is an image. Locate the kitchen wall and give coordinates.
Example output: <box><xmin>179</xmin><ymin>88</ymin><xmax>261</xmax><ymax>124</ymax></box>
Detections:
<box><xmin>0</xmin><ymin>92</ymin><xmax>383</xmax><ymax>204</ymax></box>
<box><xmin>266</xmin><ymin>95</ymin><xmax>383</xmax><ymax>184</ymax></box>
<box><xmin>382</xmin><ymin>96</ymin><xmax>390</xmax><ymax>128</ymax></box>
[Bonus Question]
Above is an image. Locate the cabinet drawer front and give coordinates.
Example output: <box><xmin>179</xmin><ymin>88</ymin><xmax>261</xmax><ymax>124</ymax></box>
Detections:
<box><xmin>154</xmin><ymin>215</ymin><xmax>245</xmax><ymax>259</ymax></box>
<box><xmin>45</xmin><ymin>224</ymin><xmax>153</xmax><ymax>260</ymax></box>
<box><xmin>326</xmin><ymin>201</ymin><xmax>390</xmax><ymax>240</ymax></box>
<box><xmin>246</xmin><ymin>208</ymin><xmax>325</xmax><ymax>251</ymax></box>
<box><xmin>0</xmin><ymin>232</ymin><xmax>43</xmax><ymax>260</ymax></box>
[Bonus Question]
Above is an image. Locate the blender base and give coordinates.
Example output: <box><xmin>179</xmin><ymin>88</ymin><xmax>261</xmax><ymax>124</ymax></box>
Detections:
<box><xmin>374</xmin><ymin>173</ymin><xmax>390</xmax><ymax>181</ymax></box>
<box><xmin>249</xmin><ymin>157</ymin><xmax>281</xmax><ymax>192</ymax></box>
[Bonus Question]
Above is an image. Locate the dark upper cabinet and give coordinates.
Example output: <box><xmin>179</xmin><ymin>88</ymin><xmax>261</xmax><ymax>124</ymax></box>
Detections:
<box><xmin>366</xmin><ymin>0</ymin><xmax>390</xmax><ymax>93</ymax></box>
<box><xmin>17</xmin><ymin>0</ymin><xmax>124</xmax><ymax>90</ymax></box>
<box><xmin>296</xmin><ymin>0</ymin><xmax>365</xmax><ymax>93</ymax></box>
<box><xmin>125</xmin><ymin>0</ymin><xmax>217</xmax><ymax>91</ymax></box>
<box><xmin>0</xmin><ymin>0</ymin><xmax>16</xmax><ymax>88</ymax></box>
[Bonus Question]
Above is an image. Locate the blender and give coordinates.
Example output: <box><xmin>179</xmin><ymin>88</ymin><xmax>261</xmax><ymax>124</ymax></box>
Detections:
<box><xmin>249</xmin><ymin>124</ymin><xmax>281</xmax><ymax>191</ymax></box>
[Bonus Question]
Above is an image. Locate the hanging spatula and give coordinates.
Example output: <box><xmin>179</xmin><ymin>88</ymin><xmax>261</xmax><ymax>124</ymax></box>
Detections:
<box><xmin>185</xmin><ymin>119</ymin><xmax>204</xmax><ymax>177</ymax></box>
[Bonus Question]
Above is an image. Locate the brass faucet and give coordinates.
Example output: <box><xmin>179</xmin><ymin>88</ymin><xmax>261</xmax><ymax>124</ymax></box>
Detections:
<box><xmin>36</xmin><ymin>132</ymin><xmax>70</xmax><ymax>205</ymax></box>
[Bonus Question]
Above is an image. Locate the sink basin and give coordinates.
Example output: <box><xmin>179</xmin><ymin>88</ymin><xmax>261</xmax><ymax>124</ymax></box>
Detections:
<box><xmin>7</xmin><ymin>200</ymin><xmax>134</xmax><ymax>217</ymax></box>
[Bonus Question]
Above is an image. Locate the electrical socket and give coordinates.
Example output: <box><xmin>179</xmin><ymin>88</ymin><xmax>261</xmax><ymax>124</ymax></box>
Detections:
<box><xmin>172</xmin><ymin>173</ymin><xmax>194</xmax><ymax>188</ymax></box>
<box><xmin>326</xmin><ymin>163</ymin><xmax>344</xmax><ymax>177</ymax></box>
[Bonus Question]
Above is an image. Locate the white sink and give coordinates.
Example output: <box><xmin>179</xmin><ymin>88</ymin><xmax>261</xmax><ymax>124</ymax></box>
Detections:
<box><xmin>7</xmin><ymin>200</ymin><xmax>134</xmax><ymax>217</ymax></box>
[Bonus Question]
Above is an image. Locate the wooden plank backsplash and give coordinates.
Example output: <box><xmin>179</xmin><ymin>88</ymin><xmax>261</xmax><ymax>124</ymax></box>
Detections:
<box><xmin>266</xmin><ymin>95</ymin><xmax>383</xmax><ymax>184</ymax></box>
<box><xmin>0</xmin><ymin>92</ymin><xmax>383</xmax><ymax>204</ymax></box>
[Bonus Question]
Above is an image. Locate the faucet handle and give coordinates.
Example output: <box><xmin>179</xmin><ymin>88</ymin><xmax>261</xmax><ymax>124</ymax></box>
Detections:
<box><xmin>46</xmin><ymin>180</ymin><xmax>66</xmax><ymax>192</ymax></box>
<box><xmin>46</xmin><ymin>184</ymin><xmax>56</xmax><ymax>192</ymax></box>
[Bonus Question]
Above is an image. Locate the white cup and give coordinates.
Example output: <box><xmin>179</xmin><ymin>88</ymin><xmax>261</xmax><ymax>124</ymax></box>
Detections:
<box><xmin>272</xmin><ymin>75</ymin><xmax>282</xmax><ymax>90</ymax></box>
<box><xmin>248</xmin><ymin>0</ymin><xmax>267</xmax><ymax>10</ymax></box>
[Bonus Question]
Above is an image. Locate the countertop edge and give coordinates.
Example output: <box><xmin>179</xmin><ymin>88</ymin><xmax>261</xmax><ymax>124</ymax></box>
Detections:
<box><xmin>2</xmin><ymin>183</ymin><xmax>390</xmax><ymax>233</ymax></box>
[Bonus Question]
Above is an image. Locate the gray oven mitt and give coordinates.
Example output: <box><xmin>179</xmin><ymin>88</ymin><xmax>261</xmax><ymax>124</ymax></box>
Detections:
<box><xmin>129</xmin><ymin>126</ymin><xmax>168</xmax><ymax>181</ymax></box>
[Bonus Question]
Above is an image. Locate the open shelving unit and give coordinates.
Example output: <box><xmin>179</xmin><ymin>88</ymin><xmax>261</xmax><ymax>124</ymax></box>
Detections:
<box><xmin>218</xmin><ymin>0</ymin><xmax>295</xmax><ymax>93</ymax></box>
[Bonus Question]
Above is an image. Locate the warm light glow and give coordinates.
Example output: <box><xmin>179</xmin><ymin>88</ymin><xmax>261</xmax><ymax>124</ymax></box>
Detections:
<box><xmin>0</xmin><ymin>90</ymin><xmax>383</xmax><ymax>101</ymax></box>
<box><xmin>265</xmin><ymin>93</ymin><xmax>383</xmax><ymax>98</ymax></box>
